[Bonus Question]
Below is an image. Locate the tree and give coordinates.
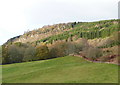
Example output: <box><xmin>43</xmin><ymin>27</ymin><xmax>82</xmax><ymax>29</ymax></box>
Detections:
<box><xmin>2</xmin><ymin>45</ymin><xmax>9</xmax><ymax>64</ymax></box>
<box><xmin>35</xmin><ymin>44</ymin><xmax>49</xmax><ymax>60</ymax></box>
<box><xmin>49</xmin><ymin>41</ymin><xmax>71</xmax><ymax>58</ymax></box>
<box><xmin>7</xmin><ymin>44</ymin><xmax>25</xmax><ymax>63</ymax></box>
<box><xmin>23</xmin><ymin>46</ymin><xmax>36</xmax><ymax>62</ymax></box>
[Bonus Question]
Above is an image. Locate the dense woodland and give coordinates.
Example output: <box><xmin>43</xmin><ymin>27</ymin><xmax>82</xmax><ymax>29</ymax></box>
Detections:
<box><xmin>1</xmin><ymin>19</ymin><xmax>120</xmax><ymax>64</ymax></box>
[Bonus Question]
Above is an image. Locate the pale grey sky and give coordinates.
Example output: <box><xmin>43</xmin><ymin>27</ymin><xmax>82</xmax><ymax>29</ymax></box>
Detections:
<box><xmin>0</xmin><ymin>0</ymin><xmax>119</xmax><ymax>45</ymax></box>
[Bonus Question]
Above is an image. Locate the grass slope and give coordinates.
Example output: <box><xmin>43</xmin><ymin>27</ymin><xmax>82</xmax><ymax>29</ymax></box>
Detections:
<box><xmin>2</xmin><ymin>56</ymin><xmax>118</xmax><ymax>83</ymax></box>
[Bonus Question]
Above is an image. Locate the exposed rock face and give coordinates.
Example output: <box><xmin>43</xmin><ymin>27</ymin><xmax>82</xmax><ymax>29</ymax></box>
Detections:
<box><xmin>10</xmin><ymin>22</ymin><xmax>75</xmax><ymax>43</ymax></box>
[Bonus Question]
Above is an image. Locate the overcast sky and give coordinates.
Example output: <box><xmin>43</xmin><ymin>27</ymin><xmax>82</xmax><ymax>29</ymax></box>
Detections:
<box><xmin>0</xmin><ymin>0</ymin><xmax>119</xmax><ymax>45</ymax></box>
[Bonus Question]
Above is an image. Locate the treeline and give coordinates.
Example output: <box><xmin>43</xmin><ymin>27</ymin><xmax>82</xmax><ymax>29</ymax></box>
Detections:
<box><xmin>24</xmin><ymin>19</ymin><xmax>118</xmax><ymax>37</ymax></box>
<box><xmin>36</xmin><ymin>21</ymin><xmax>120</xmax><ymax>44</ymax></box>
<box><xmin>37</xmin><ymin>23</ymin><xmax>118</xmax><ymax>44</ymax></box>
<box><xmin>2</xmin><ymin>42</ymin><xmax>49</xmax><ymax>64</ymax></box>
<box><xmin>2</xmin><ymin>34</ymin><xmax>119</xmax><ymax>64</ymax></box>
<box><xmin>2</xmin><ymin>39</ymin><xmax>103</xmax><ymax>64</ymax></box>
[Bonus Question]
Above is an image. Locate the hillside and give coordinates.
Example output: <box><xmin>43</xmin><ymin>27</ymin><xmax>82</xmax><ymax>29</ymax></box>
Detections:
<box><xmin>2</xmin><ymin>19</ymin><xmax>119</xmax><ymax>65</ymax></box>
<box><xmin>1</xmin><ymin>19</ymin><xmax>119</xmax><ymax>83</ymax></box>
<box><xmin>2</xmin><ymin>56</ymin><xmax>118</xmax><ymax>83</ymax></box>
<box><xmin>5</xmin><ymin>22</ymin><xmax>75</xmax><ymax>44</ymax></box>
<box><xmin>5</xmin><ymin>19</ymin><xmax>118</xmax><ymax>45</ymax></box>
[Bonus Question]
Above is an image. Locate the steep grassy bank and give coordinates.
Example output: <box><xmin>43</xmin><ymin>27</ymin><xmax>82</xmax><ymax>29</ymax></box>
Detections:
<box><xmin>2</xmin><ymin>56</ymin><xmax>118</xmax><ymax>83</ymax></box>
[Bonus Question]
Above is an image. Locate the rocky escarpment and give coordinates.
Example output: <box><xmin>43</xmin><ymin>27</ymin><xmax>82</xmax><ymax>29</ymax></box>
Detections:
<box><xmin>6</xmin><ymin>22</ymin><xmax>76</xmax><ymax>44</ymax></box>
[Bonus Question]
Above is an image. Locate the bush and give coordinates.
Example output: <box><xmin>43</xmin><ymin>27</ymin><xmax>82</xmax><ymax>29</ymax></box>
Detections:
<box><xmin>74</xmin><ymin>38</ymin><xmax>89</xmax><ymax>54</ymax></box>
<box><xmin>113</xmin><ymin>56</ymin><xmax>120</xmax><ymax>64</ymax></box>
<box><xmin>83</xmin><ymin>47</ymin><xmax>102</xmax><ymax>61</ymax></box>
<box><xmin>99</xmin><ymin>56</ymin><xmax>110</xmax><ymax>62</ymax></box>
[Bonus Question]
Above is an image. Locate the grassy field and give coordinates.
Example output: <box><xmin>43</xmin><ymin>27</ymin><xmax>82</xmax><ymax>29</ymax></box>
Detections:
<box><xmin>2</xmin><ymin>56</ymin><xmax>118</xmax><ymax>83</ymax></box>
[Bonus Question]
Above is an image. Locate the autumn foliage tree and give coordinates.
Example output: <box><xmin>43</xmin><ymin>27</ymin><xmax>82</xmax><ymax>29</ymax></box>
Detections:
<box><xmin>49</xmin><ymin>41</ymin><xmax>76</xmax><ymax>58</ymax></box>
<box><xmin>35</xmin><ymin>44</ymin><xmax>49</xmax><ymax>60</ymax></box>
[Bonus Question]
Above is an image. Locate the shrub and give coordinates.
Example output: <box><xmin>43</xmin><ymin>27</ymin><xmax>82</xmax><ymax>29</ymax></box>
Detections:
<box><xmin>99</xmin><ymin>56</ymin><xmax>110</xmax><ymax>62</ymax></box>
<box><xmin>74</xmin><ymin>38</ymin><xmax>89</xmax><ymax>54</ymax></box>
<box><xmin>113</xmin><ymin>56</ymin><xmax>120</xmax><ymax>64</ymax></box>
<box><xmin>83</xmin><ymin>47</ymin><xmax>102</xmax><ymax>61</ymax></box>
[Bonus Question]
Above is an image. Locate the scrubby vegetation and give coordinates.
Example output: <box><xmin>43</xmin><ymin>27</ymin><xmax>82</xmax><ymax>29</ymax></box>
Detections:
<box><xmin>2</xmin><ymin>19</ymin><xmax>119</xmax><ymax>64</ymax></box>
